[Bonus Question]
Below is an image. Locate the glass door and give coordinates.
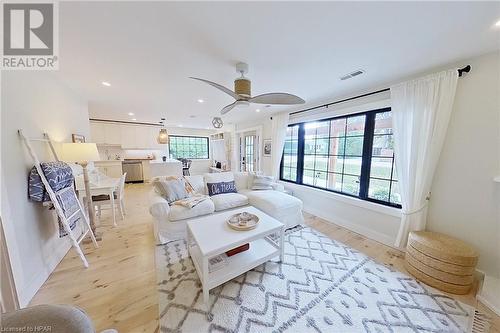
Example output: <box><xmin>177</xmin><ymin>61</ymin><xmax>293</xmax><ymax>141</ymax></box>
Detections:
<box><xmin>239</xmin><ymin>131</ymin><xmax>258</xmax><ymax>172</ymax></box>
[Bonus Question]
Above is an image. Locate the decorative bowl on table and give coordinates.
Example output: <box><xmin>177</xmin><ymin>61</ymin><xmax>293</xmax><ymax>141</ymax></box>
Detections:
<box><xmin>227</xmin><ymin>212</ymin><xmax>259</xmax><ymax>231</ymax></box>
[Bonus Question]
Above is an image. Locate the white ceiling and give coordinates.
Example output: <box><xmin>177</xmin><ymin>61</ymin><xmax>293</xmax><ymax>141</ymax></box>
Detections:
<box><xmin>57</xmin><ymin>1</ymin><xmax>500</xmax><ymax>129</ymax></box>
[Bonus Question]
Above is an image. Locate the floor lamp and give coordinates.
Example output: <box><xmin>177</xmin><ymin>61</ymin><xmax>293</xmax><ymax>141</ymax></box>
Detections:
<box><xmin>60</xmin><ymin>143</ymin><xmax>100</xmax><ymax>239</ymax></box>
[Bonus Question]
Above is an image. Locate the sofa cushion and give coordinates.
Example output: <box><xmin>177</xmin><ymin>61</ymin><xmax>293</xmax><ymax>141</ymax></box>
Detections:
<box><xmin>168</xmin><ymin>198</ymin><xmax>215</xmax><ymax>221</ymax></box>
<box><xmin>240</xmin><ymin>189</ymin><xmax>302</xmax><ymax>216</ymax></box>
<box><xmin>233</xmin><ymin>172</ymin><xmax>249</xmax><ymax>191</ymax></box>
<box><xmin>185</xmin><ymin>175</ymin><xmax>205</xmax><ymax>194</ymax></box>
<box><xmin>251</xmin><ymin>175</ymin><xmax>274</xmax><ymax>190</ymax></box>
<box><xmin>211</xmin><ymin>193</ymin><xmax>249</xmax><ymax>211</ymax></box>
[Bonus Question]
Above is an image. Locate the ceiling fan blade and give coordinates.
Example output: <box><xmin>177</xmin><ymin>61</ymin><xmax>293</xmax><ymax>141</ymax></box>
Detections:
<box><xmin>220</xmin><ymin>101</ymin><xmax>238</xmax><ymax>115</ymax></box>
<box><xmin>249</xmin><ymin>93</ymin><xmax>305</xmax><ymax>105</ymax></box>
<box><xmin>189</xmin><ymin>77</ymin><xmax>239</xmax><ymax>100</ymax></box>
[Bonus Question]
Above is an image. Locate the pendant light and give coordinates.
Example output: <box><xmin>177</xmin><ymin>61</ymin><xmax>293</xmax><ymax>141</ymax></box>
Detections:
<box><xmin>157</xmin><ymin>118</ymin><xmax>169</xmax><ymax>144</ymax></box>
<box><xmin>212</xmin><ymin>117</ymin><xmax>223</xmax><ymax>129</ymax></box>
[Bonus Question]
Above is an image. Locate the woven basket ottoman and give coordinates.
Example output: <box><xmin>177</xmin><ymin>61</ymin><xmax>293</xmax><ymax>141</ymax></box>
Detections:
<box><xmin>405</xmin><ymin>231</ymin><xmax>478</xmax><ymax>294</ymax></box>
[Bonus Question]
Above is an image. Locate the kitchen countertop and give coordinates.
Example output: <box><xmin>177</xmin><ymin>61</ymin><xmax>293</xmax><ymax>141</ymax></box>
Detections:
<box><xmin>149</xmin><ymin>159</ymin><xmax>182</xmax><ymax>164</ymax></box>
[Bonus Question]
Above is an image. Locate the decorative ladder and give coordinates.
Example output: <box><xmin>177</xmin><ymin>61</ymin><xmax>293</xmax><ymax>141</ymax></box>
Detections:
<box><xmin>18</xmin><ymin>130</ymin><xmax>98</xmax><ymax>268</ymax></box>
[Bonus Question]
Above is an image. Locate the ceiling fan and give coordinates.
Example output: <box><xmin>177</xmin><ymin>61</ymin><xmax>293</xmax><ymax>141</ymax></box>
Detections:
<box><xmin>190</xmin><ymin>62</ymin><xmax>305</xmax><ymax>115</ymax></box>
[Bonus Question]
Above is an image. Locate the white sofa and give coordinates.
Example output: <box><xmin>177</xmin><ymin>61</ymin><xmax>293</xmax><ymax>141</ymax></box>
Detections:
<box><xmin>149</xmin><ymin>172</ymin><xmax>304</xmax><ymax>244</ymax></box>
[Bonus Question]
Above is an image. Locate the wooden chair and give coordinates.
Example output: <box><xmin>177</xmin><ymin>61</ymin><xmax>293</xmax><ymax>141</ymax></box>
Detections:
<box><xmin>93</xmin><ymin>173</ymin><xmax>127</xmax><ymax>226</ymax></box>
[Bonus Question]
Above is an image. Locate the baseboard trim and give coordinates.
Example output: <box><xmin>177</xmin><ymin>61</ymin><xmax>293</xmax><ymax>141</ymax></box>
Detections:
<box><xmin>303</xmin><ymin>206</ymin><xmax>397</xmax><ymax>249</ymax></box>
<box><xmin>476</xmin><ymin>275</ymin><xmax>500</xmax><ymax>316</ymax></box>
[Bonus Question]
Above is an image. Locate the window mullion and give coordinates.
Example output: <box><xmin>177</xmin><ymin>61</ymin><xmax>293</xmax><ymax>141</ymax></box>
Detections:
<box><xmin>359</xmin><ymin>113</ymin><xmax>375</xmax><ymax>199</ymax></box>
<box><xmin>296</xmin><ymin>124</ymin><xmax>305</xmax><ymax>184</ymax></box>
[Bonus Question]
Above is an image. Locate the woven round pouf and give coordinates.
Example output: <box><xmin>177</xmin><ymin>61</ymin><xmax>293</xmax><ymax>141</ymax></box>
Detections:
<box><xmin>404</xmin><ymin>231</ymin><xmax>478</xmax><ymax>295</ymax></box>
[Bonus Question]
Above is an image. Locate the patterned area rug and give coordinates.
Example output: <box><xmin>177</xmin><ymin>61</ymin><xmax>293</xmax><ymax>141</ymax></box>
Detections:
<box><xmin>156</xmin><ymin>226</ymin><xmax>474</xmax><ymax>333</ymax></box>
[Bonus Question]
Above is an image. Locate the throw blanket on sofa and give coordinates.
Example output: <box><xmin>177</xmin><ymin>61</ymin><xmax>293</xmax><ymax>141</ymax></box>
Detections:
<box><xmin>28</xmin><ymin>161</ymin><xmax>80</xmax><ymax>237</ymax></box>
<box><xmin>172</xmin><ymin>194</ymin><xmax>209</xmax><ymax>209</ymax></box>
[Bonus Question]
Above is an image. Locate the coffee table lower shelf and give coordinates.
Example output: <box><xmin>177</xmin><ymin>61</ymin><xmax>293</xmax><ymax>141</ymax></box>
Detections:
<box><xmin>188</xmin><ymin>237</ymin><xmax>281</xmax><ymax>304</ymax></box>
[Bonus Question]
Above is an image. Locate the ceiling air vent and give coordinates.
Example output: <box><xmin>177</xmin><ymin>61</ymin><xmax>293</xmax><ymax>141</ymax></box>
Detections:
<box><xmin>340</xmin><ymin>69</ymin><xmax>365</xmax><ymax>81</ymax></box>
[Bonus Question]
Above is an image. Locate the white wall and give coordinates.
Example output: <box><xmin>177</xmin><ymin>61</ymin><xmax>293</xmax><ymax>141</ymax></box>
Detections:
<box><xmin>1</xmin><ymin>71</ymin><xmax>90</xmax><ymax>307</ymax></box>
<box><xmin>427</xmin><ymin>52</ymin><xmax>500</xmax><ymax>277</ymax></box>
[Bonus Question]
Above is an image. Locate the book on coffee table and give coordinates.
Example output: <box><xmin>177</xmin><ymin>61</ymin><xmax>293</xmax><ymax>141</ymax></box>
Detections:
<box><xmin>226</xmin><ymin>243</ymin><xmax>250</xmax><ymax>257</ymax></box>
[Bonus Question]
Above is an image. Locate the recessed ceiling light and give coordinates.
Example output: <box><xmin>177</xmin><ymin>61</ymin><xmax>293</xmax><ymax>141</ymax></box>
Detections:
<box><xmin>131</xmin><ymin>118</ymin><xmax>137</xmax><ymax>121</ymax></box>
<box><xmin>101</xmin><ymin>81</ymin><xmax>111</xmax><ymax>87</ymax></box>
<box><xmin>178</xmin><ymin>124</ymin><xmax>183</xmax><ymax>127</ymax></box>
<box><xmin>256</xmin><ymin>109</ymin><xmax>261</xmax><ymax>113</ymax></box>
<box><xmin>128</xmin><ymin>112</ymin><xmax>134</xmax><ymax>116</ymax></box>
<box><xmin>197</xmin><ymin>99</ymin><xmax>204</xmax><ymax>103</ymax></box>
<box><xmin>495</xmin><ymin>19</ymin><xmax>500</xmax><ymax>27</ymax></box>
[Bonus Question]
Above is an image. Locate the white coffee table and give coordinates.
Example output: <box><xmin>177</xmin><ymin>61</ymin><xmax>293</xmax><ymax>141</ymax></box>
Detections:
<box><xmin>186</xmin><ymin>206</ymin><xmax>285</xmax><ymax>307</ymax></box>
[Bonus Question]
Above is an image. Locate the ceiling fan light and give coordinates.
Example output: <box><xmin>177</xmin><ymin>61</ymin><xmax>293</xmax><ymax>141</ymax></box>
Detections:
<box><xmin>157</xmin><ymin>128</ymin><xmax>169</xmax><ymax>144</ymax></box>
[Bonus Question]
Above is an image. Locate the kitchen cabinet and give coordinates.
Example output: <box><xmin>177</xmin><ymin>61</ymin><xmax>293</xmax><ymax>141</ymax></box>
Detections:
<box><xmin>90</xmin><ymin>120</ymin><xmax>165</xmax><ymax>149</ymax></box>
<box><xmin>90</xmin><ymin>122</ymin><xmax>121</xmax><ymax>145</ymax></box>
<box><xmin>105</xmin><ymin>123</ymin><xmax>121</xmax><ymax>145</ymax></box>
<box><xmin>120</xmin><ymin>125</ymin><xmax>137</xmax><ymax>149</ymax></box>
<box><xmin>135</xmin><ymin>126</ymin><xmax>151</xmax><ymax>149</ymax></box>
<box><xmin>90</xmin><ymin>122</ymin><xmax>105</xmax><ymax>144</ymax></box>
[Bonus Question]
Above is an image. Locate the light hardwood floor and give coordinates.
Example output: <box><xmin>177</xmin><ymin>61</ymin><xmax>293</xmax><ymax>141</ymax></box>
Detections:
<box><xmin>30</xmin><ymin>183</ymin><xmax>499</xmax><ymax>333</ymax></box>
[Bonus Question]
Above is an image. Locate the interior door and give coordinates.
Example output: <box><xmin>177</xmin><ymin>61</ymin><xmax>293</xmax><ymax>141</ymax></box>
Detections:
<box><xmin>239</xmin><ymin>131</ymin><xmax>258</xmax><ymax>172</ymax></box>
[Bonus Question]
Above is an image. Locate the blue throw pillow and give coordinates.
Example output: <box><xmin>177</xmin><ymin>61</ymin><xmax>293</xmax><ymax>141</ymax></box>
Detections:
<box><xmin>207</xmin><ymin>181</ymin><xmax>237</xmax><ymax>196</ymax></box>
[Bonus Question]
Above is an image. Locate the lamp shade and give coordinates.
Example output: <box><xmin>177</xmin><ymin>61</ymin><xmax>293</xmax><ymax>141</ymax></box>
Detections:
<box><xmin>59</xmin><ymin>143</ymin><xmax>100</xmax><ymax>162</ymax></box>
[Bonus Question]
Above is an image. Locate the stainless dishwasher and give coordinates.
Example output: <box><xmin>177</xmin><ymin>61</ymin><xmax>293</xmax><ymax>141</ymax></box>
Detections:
<box><xmin>122</xmin><ymin>161</ymin><xmax>143</xmax><ymax>183</ymax></box>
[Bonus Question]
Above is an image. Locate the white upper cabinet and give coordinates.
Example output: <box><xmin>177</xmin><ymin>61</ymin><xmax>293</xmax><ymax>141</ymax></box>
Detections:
<box><xmin>104</xmin><ymin>123</ymin><xmax>121</xmax><ymax>145</ymax></box>
<box><xmin>135</xmin><ymin>126</ymin><xmax>151</xmax><ymax>149</ymax></box>
<box><xmin>90</xmin><ymin>122</ymin><xmax>106</xmax><ymax>144</ymax></box>
<box><xmin>120</xmin><ymin>124</ymin><xmax>137</xmax><ymax>149</ymax></box>
<box><xmin>90</xmin><ymin>120</ymin><xmax>163</xmax><ymax>149</ymax></box>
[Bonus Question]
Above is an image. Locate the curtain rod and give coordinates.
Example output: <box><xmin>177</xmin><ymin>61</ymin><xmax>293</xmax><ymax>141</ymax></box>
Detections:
<box><xmin>289</xmin><ymin>65</ymin><xmax>471</xmax><ymax>116</ymax></box>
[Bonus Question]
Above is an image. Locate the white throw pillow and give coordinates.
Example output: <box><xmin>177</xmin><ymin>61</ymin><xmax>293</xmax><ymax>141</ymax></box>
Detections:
<box><xmin>251</xmin><ymin>175</ymin><xmax>274</xmax><ymax>190</ymax></box>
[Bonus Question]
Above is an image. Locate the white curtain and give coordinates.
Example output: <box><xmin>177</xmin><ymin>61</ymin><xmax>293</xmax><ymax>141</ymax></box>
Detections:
<box><xmin>391</xmin><ymin>69</ymin><xmax>458</xmax><ymax>248</ymax></box>
<box><xmin>270</xmin><ymin>112</ymin><xmax>290</xmax><ymax>179</ymax></box>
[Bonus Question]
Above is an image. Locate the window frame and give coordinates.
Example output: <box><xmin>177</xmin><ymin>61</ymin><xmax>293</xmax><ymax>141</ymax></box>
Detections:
<box><xmin>279</xmin><ymin>107</ymin><xmax>401</xmax><ymax>208</ymax></box>
<box><xmin>168</xmin><ymin>135</ymin><xmax>210</xmax><ymax>160</ymax></box>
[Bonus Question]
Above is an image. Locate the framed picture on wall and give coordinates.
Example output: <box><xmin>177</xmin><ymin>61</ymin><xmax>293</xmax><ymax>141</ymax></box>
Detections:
<box><xmin>72</xmin><ymin>134</ymin><xmax>86</xmax><ymax>143</ymax></box>
<box><xmin>263</xmin><ymin>139</ymin><xmax>272</xmax><ymax>157</ymax></box>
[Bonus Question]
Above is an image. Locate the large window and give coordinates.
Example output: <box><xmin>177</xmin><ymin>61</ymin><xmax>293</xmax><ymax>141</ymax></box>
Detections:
<box><xmin>280</xmin><ymin>108</ymin><xmax>401</xmax><ymax>207</ymax></box>
<box><xmin>169</xmin><ymin>135</ymin><xmax>209</xmax><ymax>159</ymax></box>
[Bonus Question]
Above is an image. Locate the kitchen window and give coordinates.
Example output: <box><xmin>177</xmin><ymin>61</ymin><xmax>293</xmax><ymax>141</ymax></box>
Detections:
<box><xmin>169</xmin><ymin>135</ymin><xmax>209</xmax><ymax>159</ymax></box>
<box><xmin>280</xmin><ymin>108</ymin><xmax>401</xmax><ymax>207</ymax></box>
